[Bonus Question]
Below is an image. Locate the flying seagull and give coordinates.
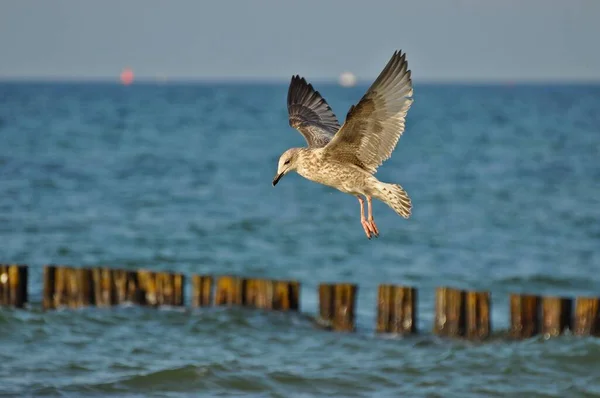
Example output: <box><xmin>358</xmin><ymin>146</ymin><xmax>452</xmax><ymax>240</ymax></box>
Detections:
<box><xmin>272</xmin><ymin>50</ymin><xmax>414</xmax><ymax>239</ymax></box>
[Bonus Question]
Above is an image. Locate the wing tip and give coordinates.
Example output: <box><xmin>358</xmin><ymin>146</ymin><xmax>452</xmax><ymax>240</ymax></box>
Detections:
<box><xmin>288</xmin><ymin>74</ymin><xmax>332</xmax><ymax>115</ymax></box>
<box><xmin>288</xmin><ymin>74</ymin><xmax>316</xmax><ymax>106</ymax></box>
<box><xmin>379</xmin><ymin>48</ymin><xmax>413</xmax><ymax>96</ymax></box>
<box><xmin>287</xmin><ymin>73</ymin><xmax>341</xmax><ymax>133</ymax></box>
<box><xmin>290</xmin><ymin>74</ymin><xmax>307</xmax><ymax>85</ymax></box>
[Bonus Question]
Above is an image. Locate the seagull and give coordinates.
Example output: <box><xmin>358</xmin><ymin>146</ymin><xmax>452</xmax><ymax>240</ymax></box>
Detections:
<box><xmin>272</xmin><ymin>50</ymin><xmax>414</xmax><ymax>239</ymax></box>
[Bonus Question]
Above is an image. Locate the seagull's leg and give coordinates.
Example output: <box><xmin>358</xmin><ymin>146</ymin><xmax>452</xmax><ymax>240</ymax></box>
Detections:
<box><xmin>366</xmin><ymin>195</ymin><xmax>380</xmax><ymax>237</ymax></box>
<box><xmin>356</xmin><ymin>196</ymin><xmax>372</xmax><ymax>239</ymax></box>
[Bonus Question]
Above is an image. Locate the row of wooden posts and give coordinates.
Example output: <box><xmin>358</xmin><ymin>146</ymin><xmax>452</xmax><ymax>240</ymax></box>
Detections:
<box><xmin>1</xmin><ymin>264</ymin><xmax>599</xmax><ymax>339</ymax></box>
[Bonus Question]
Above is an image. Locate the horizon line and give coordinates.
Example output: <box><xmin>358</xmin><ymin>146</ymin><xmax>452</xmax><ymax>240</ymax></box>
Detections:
<box><xmin>1</xmin><ymin>76</ymin><xmax>600</xmax><ymax>85</ymax></box>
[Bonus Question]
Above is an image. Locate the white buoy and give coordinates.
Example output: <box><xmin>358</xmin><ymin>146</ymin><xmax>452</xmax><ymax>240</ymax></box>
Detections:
<box><xmin>338</xmin><ymin>72</ymin><xmax>357</xmax><ymax>87</ymax></box>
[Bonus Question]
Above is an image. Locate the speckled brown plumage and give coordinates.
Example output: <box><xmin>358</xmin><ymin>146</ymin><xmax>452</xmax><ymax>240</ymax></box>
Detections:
<box><xmin>273</xmin><ymin>50</ymin><xmax>414</xmax><ymax>239</ymax></box>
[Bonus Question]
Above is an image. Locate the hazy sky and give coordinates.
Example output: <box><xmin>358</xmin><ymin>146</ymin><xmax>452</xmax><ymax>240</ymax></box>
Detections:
<box><xmin>1</xmin><ymin>0</ymin><xmax>599</xmax><ymax>82</ymax></box>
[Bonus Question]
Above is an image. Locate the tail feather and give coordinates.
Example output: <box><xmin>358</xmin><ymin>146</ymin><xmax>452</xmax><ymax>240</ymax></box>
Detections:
<box><xmin>375</xmin><ymin>183</ymin><xmax>412</xmax><ymax>218</ymax></box>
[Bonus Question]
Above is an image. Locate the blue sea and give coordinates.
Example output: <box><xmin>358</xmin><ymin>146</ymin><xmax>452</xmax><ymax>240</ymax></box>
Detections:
<box><xmin>1</xmin><ymin>81</ymin><xmax>600</xmax><ymax>397</ymax></box>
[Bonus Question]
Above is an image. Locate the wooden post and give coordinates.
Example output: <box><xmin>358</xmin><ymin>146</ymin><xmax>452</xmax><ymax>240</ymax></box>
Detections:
<box><xmin>0</xmin><ymin>264</ymin><xmax>7</xmax><ymax>305</ymax></box>
<box><xmin>333</xmin><ymin>284</ymin><xmax>357</xmax><ymax>331</ymax></box>
<box><xmin>255</xmin><ymin>279</ymin><xmax>274</xmax><ymax>310</ymax></box>
<box><xmin>7</xmin><ymin>265</ymin><xmax>17</xmax><ymax>307</ymax></box>
<box><xmin>318</xmin><ymin>284</ymin><xmax>334</xmax><ymax>326</ymax></box>
<box><xmin>54</xmin><ymin>266</ymin><xmax>70</xmax><ymax>308</ymax></box>
<box><xmin>243</xmin><ymin>278</ymin><xmax>259</xmax><ymax>308</ymax></box>
<box><xmin>125</xmin><ymin>270</ymin><xmax>143</xmax><ymax>304</ymax></box>
<box><xmin>0</xmin><ymin>264</ymin><xmax>28</xmax><ymax>308</ymax></box>
<box><xmin>92</xmin><ymin>267</ymin><xmax>102</xmax><ymax>306</ymax></box>
<box><xmin>317</xmin><ymin>283</ymin><xmax>358</xmax><ymax>331</ymax></box>
<box><xmin>10</xmin><ymin>265</ymin><xmax>27</xmax><ymax>308</ymax></box>
<box><xmin>573</xmin><ymin>297</ymin><xmax>600</xmax><ymax>336</ymax></box>
<box><xmin>192</xmin><ymin>275</ymin><xmax>213</xmax><ymax>307</ymax></box>
<box><xmin>103</xmin><ymin>267</ymin><xmax>116</xmax><ymax>307</ymax></box>
<box><xmin>273</xmin><ymin>280</ymin><xmax>299</xmax><ymax>311</ymax></box>
<box><xmin>541</xmin><ymin>296</ymin><xmax>572</xmax><ymax>337</ymax></box>
<box><xmin>433</xmin><ymin>287</ymin><xmax>466</xmax><ymax>337</ymax></box>
<box><xmin>376</xmin><ymin>284</ymin><xmax>417</xmax><ymax>335</ymax></box>
<box><xmin>43</xmin><ymin>265</ymin><xmax>57</xmax><ymax>310</ymax></box>
<box><xmin>510</xmin><ymin>294</ymin><xmax>541</xmax><ymax>339</ymax></box>
<box><xmin>147</xmin><ymin>271</ymin><xmax>158</xmax><ymax>306</ymax></box>
<box><xmin>164</xmin><ymin>272</ymin><xmax>175</xmax><ymax>306</ymax></box>
<box><xmin>433</xmin><ymin>286</ymin><xmax>447</xmax><ymax>336</ymax></box>
<box><xmin>137</xmin><ymin>270</ymin><xmax>158</xmax><ymax>306</ymax></box>
<box><xmin>20</xmin><ymin>265</ymin><xmax>29</xmax><ymax>308</ymax></box>
<box><xmin>290</xmin><ymin>281</ymin><xmax>300</xmax><ymax>311</ymax></box>
<box><xmin>273</xmin><ymin>281</ymin><xmax>289</xmax><ymax>310</ymax></box>
<box><xmin>77</xmin><ymin>268</ymin><xmax>94</xmax><ymax>307</ymax></box>
<box><xmin>215</xmin><ymin>276</ymin><xmax>243</xmax><ymax>306</ymax></box>
<box><xmin>156</xmin><ymin>272</ymin><xmax>174</xmax><ymax>306</ymax></box>
<box><xmin>154</xmin><ymin>272</ymin><xmax>164</xmax><ymax>306</ymax></box>
<box><xmin>143</xmin><ymin>270</ymin><xmax>157</xmax><ymax>306</ymax></box>
<box><xmin>446</xmin><ymin>288</ymin><xmax>466</xmax><ymax>337</ymax></box>
<box><xmin>113</xmin><ymin>269</ymin><xmax>128</xmax><ymax>305</ymax></box>
<box><xmin>66</xmin><ymin>267</ymin><xmax>79</xmax><ymax>308</ymax></box>
<box><xmin>466</xmin><ymin>291</ymin><xmax>491</xmax><ymax>340</ymax></box>
<box><xmin>92</xmin><ymin>267</ymin><xmax>116</xmax><ymax>307</ymax></box>
<box><xmin>173</xmin><ymin>273</ymin><xmax>185</xmax><ymax>306</ymax></box>
<box><xmin>376</xmin><ymin>285</ymin><xmax>392</xmax><ymax>333</ymax></box>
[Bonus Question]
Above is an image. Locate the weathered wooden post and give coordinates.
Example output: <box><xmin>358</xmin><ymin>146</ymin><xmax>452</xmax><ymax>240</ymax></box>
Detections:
<box><xmin>541</xmin><ymin>296</ymin><xmax>572</xmax><ymax>337</ymax></box>
<box><xmin>92</xmin><ymin>267</ymin><xmax>116</xmax><ymax>307</ymax></box>
<box><xmin>334</xmin><ymin>284</ymin><xmax>357</xmax><ymax>331</ymax></box>
<box><xmin>510</xmin><ymin>293</ymin><xmax>541</xmax><ymax>339</ymax></box>
<box><xmin>11</xmin><ymin>265</ymin><xmax>27</xmax><ymax>308</ymax></box>
<box><xmin>92</xmin><ymin>267</ymin><xmax>101</xmax><ymax>306</ymax></box>
<box><xmin>272</xmin><ymin>280</ymin><xmax>290</xmax><ymax>310</ymax></box>
<box><xmin>10</xmin><ymin>265</ymin><xmax>27</xmax><ymax>308</ymax></box>
<box><xmin>113</xmin><ymin>269</ymin><xmax>128</xmax><ymax>305</ymax></box>
<box><xmin>273</xmin><ymin>280</ymin><xmax>300</xmax><ymax>311</ymax></box>
<box><xmin>137</xmin><ymin>270</ymin><xmax>157</xmax><ymax>306</ymax></box>
<box><xmin>53</xmin><ymin>266</ymin><xmax>70</xmax><ymax>308</ymax></box>
<box><xmin>173</xmin><ymin>273</ymin><xmax>185</xmax><ymax>306</ymax></box>
<box><xmin>0</xmin><ymin>264</ymin><xmax>6</xmax><ymax>305</ymax></box>
<box><xmin>103</xmin><ymin>267</ymin><xmax>116</xmax><ymax>307</ymax></box>
<box><xmin>43</xmin><ymin>265</ymin><xmax>57</xmax><ymax>310</ymax></box>
<box><xmin>376</xmin><ymin>284</ymin><xmax>417</xmax><ymax>335</ymax></box>
<box><xmin>243</xmin><ymin>278</ymin><xmax>259</xmax><ymax>307</ymax></box>
<box><xmin>290</xmin><ymin>281</ymin><xmax>300</xmax><ymax>311</ymax></box>
<box><xmin>433</xmin><ymin>286</ymin><xmax>466</xmax><ymax>337</ymax></box>
<box><xmin>192</xmin><ymin>275</ymin><xmax>213</xmax><ymax>307</ymax></box>
<box><xmin>77</xmin><ymin>267</ymin><xmax>94</xmax><ymax>307</ymax></box>
<box><xmin>318</xmin><ymin>283</ymin><xmax>334</xmax><ymax>326</ymax></box>
<box><xmin>215</xmin><ymin>276</ymin><xmax>243</xmax><ymax>306</ymax></box>
<box><xmin>376</xmin><ymin>284</ymin><xmax>393</xmax><ymax>332</ymax></box>
<box><xmin>154</xmin><ymin>272</ymin><xmax>164</xmax><ymax>306</ymax></box>
<box><xmin>318</xmin><ymin>283</ymin><xmax>357</xmax><ymax>331</ymax></box>
<box><xmin>0</xmin><ymin>264</ymin><xmax>28</xmax><ymax>308</ymax></box>
<box><xmin>572</xmin><ymin>296</ymin><xmax>600</xmax><ymax>336</ymax></box>
<box><xmin>466</xmin><ymin>291</ymin><xmax>491</xmax><ymax>340</ymax></box>
<box><xmin>157</xmin><ymin>272</ymin><xmax>175</xmax><ymax>306</ymax></box>
<box><xmin>1</xmin><ymin>264</ymin><xmax>8</xmax><ymax>305</ymax></box>
<box><xmin>66</xmin><ymin>267</ymin><xmax>79</xmax><ymax>308</ymax></box>
<box><xmin>125</xmin><ymin>270</ymin><xmax>143</xmax><ymax>304</ymax></box>
<box><xmin>255</xmin><ymin>279</ymin><xmax>274</xmax><ymax>310</ymax></box>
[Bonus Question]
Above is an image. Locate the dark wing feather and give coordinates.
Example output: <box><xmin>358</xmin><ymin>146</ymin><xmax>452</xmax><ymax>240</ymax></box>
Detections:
<box><xmin>324</xmin><ymin>50</ymin><xmax>414</xmax><ymax>173</ymax></box>
<box><xmin>287</xmin><ymin>75</ymin><xmax>341</xmax><ymax>148</ymax></box>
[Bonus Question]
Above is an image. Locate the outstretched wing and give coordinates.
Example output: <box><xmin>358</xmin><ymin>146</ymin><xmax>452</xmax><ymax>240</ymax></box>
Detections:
<box><xmin>323</xmin><ymin>50</ymin><xmax>413</xmax><ymax>173</ymax></box>
<box><xmin>287</xmin><ymin>75</ymin><xmax>341</xmax><ymax>148</ymax></box>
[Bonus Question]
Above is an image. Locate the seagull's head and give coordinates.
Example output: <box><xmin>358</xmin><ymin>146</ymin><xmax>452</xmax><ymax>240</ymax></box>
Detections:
<box><xmin>273</xmin><ymin>148</ymin><xmax>301</xmax><ymax>186</ymax></box>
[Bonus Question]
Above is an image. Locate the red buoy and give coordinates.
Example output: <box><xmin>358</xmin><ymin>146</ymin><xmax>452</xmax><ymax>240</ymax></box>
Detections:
<box><xmin>120</xmin><ymin>68</ymin><xmax>134</xmax><ymax>85</ymax></box>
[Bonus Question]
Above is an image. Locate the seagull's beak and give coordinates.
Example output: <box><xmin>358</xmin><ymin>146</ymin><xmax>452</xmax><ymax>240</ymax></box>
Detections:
<box><xmin>272</xmin><ymin>172</ymin><xmax>283</xmax><ymax>186</ymax></box>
